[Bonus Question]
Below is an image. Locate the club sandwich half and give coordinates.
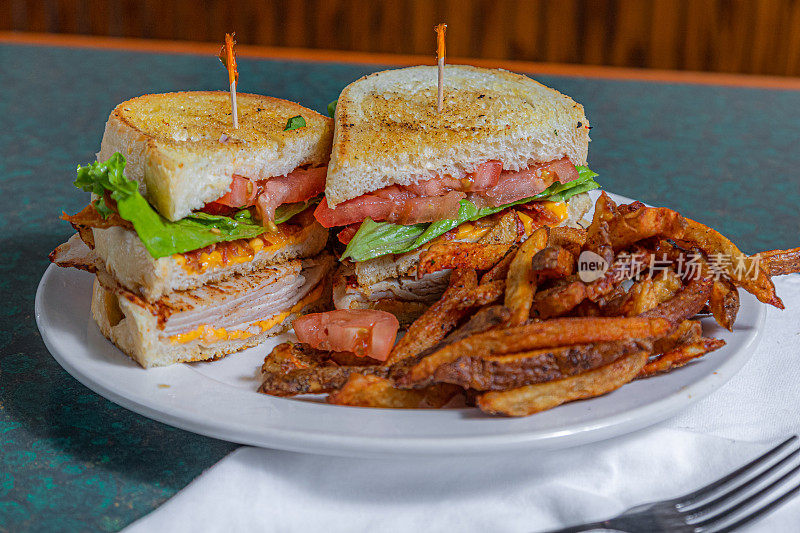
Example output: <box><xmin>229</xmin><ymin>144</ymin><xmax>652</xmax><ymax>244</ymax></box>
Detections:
<box><xmin>51</xmin><ymin>91</ymin><xmax>334</xmax><ymax>367</ymax></box>
<box><xmin>315</xmin><ymin>65</ymin><xmax>599</xmax><ymax>324</ymax></box>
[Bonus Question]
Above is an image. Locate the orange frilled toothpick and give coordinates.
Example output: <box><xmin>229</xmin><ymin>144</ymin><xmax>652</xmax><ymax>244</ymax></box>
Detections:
<box><xmin>219</xmin><ymin>33</ymin><xmax>239</xmax><ymax>129</ymax></box>
<box><xmin>435</xmin><ymin>23</ymin><xmax>447</xmax><ymax>113</ymax></box>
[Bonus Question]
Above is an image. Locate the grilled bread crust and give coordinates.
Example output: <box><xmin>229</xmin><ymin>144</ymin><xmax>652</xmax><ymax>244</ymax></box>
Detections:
<box><xmin>326</xmin><ymin>65</ymin><xmax>589</xmax><ymax>206</ymax></box>
<box><xmin>97</xmin><ymin>91</ymin><xmax>334</xmax><ymax>220</ymax></box>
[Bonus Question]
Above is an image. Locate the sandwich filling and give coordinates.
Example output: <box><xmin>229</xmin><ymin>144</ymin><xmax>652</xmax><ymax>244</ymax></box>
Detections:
<box><xmin>334</xmin><ymin>268</ymin><xmax>451</xmax><ymax>309</ymax></box>
<box><xmin>66</xmin><ymin>153</ymin><xmax>325</xmax><ymax>260</ymax></box>
<box><xmin>201</xmin><ymin>167</ymin><xmax>326</xmax><ymax>224</ymax></box>
<box><xmin>314</xmin><ymin>158</ymin><xmax>598</xmax><ymax>263</ymax></box>
<box><xmin>158</xmin><ymin>256</ymin><xmax>331</xmax><ymax>343</ymax></box>
<box><xmin>171</xmin><ymin>209</ymin><xmax>322</xmax><ymax>275</ymax></box>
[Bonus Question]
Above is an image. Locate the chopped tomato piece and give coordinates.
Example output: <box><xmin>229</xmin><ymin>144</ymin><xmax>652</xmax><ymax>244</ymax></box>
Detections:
<box><xmin>292</xmin><ymin>309</ymin><xmax>400</xmax><ymax>362</ymax></box>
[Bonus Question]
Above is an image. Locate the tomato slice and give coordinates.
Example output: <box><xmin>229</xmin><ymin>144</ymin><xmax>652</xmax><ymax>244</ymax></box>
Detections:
<box><xmin>201</xmin><ymin>201</ymin><xmax>238</xmax><ymax>216</ymax></box>
<box><xmin>214</xmin><ymin>175</ymin><xmax>257</xmax><ymax>208</ymax></box>
<box><xmin>469</xmin><ymin>160</ymin><xmax>503</xmax><ymax>190</ymax></box>
<box><xmin>292</xmin><ymin>309</ymin><xmax>400</xmax><ymax>362</ymax></box>
<box><xmin>312</xmin><ymin>159</ymin><xmax>576</xmax><ymax>228</ymax></box>
<box><xmin>337</xmin><ymin>223</ymin><xmax>362</xmax><ymax>244</ymax></box>
<box><xmin>255</xmin><ymin>166</ymin><xmax>327</xmax><ymax>223</ymax></box>
<box><xmin>201</xmin><ymin>167</ymin><xmax>327</xmax><ymax>223</ymax></box>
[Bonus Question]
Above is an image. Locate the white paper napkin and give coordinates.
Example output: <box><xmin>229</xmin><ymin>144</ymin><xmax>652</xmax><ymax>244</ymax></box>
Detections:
<box><xmin>126</xmin><ymin>276</ymin><xmax>800</xmax><ymax>533</ymax></box>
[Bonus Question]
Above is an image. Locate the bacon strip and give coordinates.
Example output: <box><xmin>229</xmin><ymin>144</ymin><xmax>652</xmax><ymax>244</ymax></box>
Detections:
<box><xmin>61</xmin><ymin>204</ymin><xmax>132</xmax><ymax>230</ymax></box>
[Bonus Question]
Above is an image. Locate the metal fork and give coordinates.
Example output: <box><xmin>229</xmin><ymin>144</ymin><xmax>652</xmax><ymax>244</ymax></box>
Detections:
<box><xmin>545</xmin><ymin>435</ymin><xmax>800</xmax><ymax>532</ymax></box>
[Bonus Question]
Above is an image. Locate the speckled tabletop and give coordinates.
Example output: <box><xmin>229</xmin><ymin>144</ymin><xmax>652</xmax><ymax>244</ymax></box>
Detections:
<box><xmin>2</xmin><ymin>41</ymin><xmax>800</xmax><ymax>531</ymax></box>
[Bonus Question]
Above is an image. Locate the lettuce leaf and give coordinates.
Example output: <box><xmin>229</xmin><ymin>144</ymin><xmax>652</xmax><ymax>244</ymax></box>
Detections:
<box><xmin>73</xmin><ymin>153</ymin><xmax>314</xmax><ymax>259</ymax></box>
<box><xmin>274</xmin><ymin>197</ymin><xmax>320</xmax><ymax>225</ymax></box>
<box><xmin>341</xmin><ymin>166</ymin><xmax>599</xmax><ymax>262</ymax></box>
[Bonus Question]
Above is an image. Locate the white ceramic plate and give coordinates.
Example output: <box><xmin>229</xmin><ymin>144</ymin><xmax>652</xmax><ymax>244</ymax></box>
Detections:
<box><xmin>35</xmin><ymin>192</ymin><xmax>766</xmax><ymax>458</ymax></box>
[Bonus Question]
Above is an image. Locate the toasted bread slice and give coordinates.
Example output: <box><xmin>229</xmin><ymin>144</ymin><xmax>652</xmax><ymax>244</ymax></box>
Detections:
<box><xmin>97</xmin><ymin>91</ymin><xmax>333</xmax><ymax>220</ymax></box>
<box><xmin>91</xmin><ymin>254</ymin><xmax>334</xmax><ymax>368</ymax></box>
<box><xmin>326</xmin><ymin>65</ymin><xmax>589</xmax><ymax>206</ymax></box>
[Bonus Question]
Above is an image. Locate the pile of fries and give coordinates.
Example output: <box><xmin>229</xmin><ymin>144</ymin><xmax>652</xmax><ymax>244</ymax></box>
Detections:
<box><xmin>259</xmin><ymin>193</ymin><xmax>799</xmax><ymax>416</ymax></box>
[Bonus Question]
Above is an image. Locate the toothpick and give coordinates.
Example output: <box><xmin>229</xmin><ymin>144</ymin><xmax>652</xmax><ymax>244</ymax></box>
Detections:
<box><xmin>435</xmin><ymin>23</ymin><xmax>447</xmax><ymax>113</ymax></box>
<box><xmin>219</xmin><ymin>33</ymin><xmax>239</xmax><ymax>129</ymax></box>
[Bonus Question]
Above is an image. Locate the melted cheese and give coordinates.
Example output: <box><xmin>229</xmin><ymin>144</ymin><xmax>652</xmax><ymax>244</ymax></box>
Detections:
<box><xmin>517</xmin><ymin>201</ymin><xmax>568</xmax><ymax>235</ymax></box>
<box><xmin>169</xmin><ymin>324</ymin><xmax>254</xmax><ymax>345</ymax></box>
<box><xmin>452</xmin><ymin>222</ymin><xmax>493</xmax><ymax>242</ymax></box>
<box><xmin>452</xmin><ymin>201</ymin><xmax>569</xmax><ymax>241</ymax></box>
<box><xmin>174</xmin><ymin>229</ymin><xmax>307</xmax><ymax>275</ymax></box>
<box><xmin>542</xmin><ymin>200</ymin><xmax>569</xmax><ymax>221</ymax></box>
<box><xmin>167</xmin><ymin>282</ymin><xmax>325</xmax><ymax>345</ymax></box>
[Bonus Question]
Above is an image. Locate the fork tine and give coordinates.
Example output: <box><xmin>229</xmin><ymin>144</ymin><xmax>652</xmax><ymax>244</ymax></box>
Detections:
<box><xmin>684</xmin><ymin>446</ymin><xmax>800</xmax><ymax>517</ymax></box>
<box><xmin>709</xmin><ymin>479</ymin><xmax>800</xmax><ymax>533</ymax></box>
<box><xmin>674</xmin><ymin>435</ymin><xmax>799</xmax><ymax>508</ymax></box>
<box><xmin>692</xmin><ymin>462</ymin><xmax>800</xmax><ymax>530</ymax></box>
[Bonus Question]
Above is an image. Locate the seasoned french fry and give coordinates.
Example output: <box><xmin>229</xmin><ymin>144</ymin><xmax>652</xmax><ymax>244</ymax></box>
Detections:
<box><xmin>548</xmin><ymin>226</ymin><xmax>586</xmax><ymax>256</ymax></box>
<box><xmin>585</xmin><ymin>250</ymin><xmax>650</xmax><ymax>301</ymax></box>
<box><xmin>477</xmin><ymin>210</ymin><xmax>522</xmax><ymax>245</ymax></box>
<box><xmin>389</xmin><ymin>305</ymin><xmax>512</xmax><ymax>382</ymax></box>
<box><xmin>433</xmin><ymin>305</ymin><xmax>510</xmax><ymax>346</ymax></box>
<box><xmin>476</xmin><ymin>351</ymin><xmax>650</xmax><ymax>416</ymax></box>
<box><xmin>652</xmin><ymin>319</ymin><xmax>702</xmax><ymax>354</ymax></box>
<box><xmin>638</xmin><ymin>338</ymin><xmax>725</xmax><ymax>378</ymax></box>
<box><xmin>531</xmin><ymin>246</ymin><xmax>575</xmax><ymax>280</ymax></box>
<box><xmin>682</xmin><ymin>219</ymin><xmax>783</xmax><ymax>308</ymax></box>
<box><xmin>433</xmin><ymin>339</ymin><xmax>650</xmax><ymax>391</ymax></box>
<box><xmin>531</xmin><ymin>281</ymin><xmax>587</xmax><ymax>319</ymax></box>
<box><xmin>586</xmin><ymin>197</ymin><xmax>778</xmax><ymax>310</ymax></box>
<box><xmin>758</xmin><ymin>247</ymin><xmax>800</xmax><ymax>276</ymax></box>
<box><xmin>504</xmin><ymin>227</ymin><xmax>549</xmax><ymax>325</ymax></box>
<box><xmin>417</xmin><ymin>242</ymin><xmax>511</xmax><ymax>277</ymax></box>
<box><xmin>584</xmin><ymin>191</ymin><xmax>618</xmax><ymax>263</ymax></box>
<box><xmin>459</xmin><ymin>279</ymin><xmax>506</xmax><ymax>308</ymax></box>
<box><xmin>384</xmin><ymin>269</ymin><xmax>477</xmax><ymax>366</ymax></box>
<box><xmin>639</xmin><ymin>254</ymin><xmax>714</xmax><ymax>327</ymax></box>
<box><xmin>606</xmin><ymin>205</ymin><xmax>688</xmax><ymax>251</ymax></box>
<box><xmin>709</xmin><ymin>277</ymin><xmax>739</xmax><ymax>331</ymax></box>
<box><xmin>397</xmin><ymin>316</ymin><xmax>672</xmax><ymax>387</ymax></box>
<box><xmin>327</xmin><ymin>374</ymin><xmax>461</xmax><ymax>408</ymax></box>
<box><xmin>479</xmin><ymin>245</ymin><xmax>517</xmax><ymax>284</ymax></box>
<box><xmin>259</xmin><ymin>343</ymin><xmax>386</xmax><ymax>397</ymax></box>
<box><xmin>625</xmin><ymin>268</ymin><xmax>683</xmax><ymax>316</ymax></box>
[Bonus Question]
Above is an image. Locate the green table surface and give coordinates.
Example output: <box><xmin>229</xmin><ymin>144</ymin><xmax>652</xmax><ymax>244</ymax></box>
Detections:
<box><xmin>2</xmin><ymin>42</ymin><xmax>799</xmax><ymax>531</ymax></box>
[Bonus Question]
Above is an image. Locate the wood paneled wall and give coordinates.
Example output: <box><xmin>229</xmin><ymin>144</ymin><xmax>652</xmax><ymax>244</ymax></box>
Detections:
<box><xmin>4</xmin><ymin>0</ymin><xmax>800</xmax><ymax>77</ymax></box>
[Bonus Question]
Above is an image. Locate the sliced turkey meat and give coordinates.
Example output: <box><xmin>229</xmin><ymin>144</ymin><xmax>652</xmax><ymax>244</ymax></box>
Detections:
<box><xmin>161</xmin><ymin>256</ymin><xmax>331</xmax><ymax>337</ymax></box>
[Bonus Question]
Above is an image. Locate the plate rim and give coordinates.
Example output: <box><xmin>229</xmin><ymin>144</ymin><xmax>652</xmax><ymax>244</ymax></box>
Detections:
<box><xmin>35</xmin><ymin>191</ymin><xmax>768</xmax><ymax>457</ymax></box>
